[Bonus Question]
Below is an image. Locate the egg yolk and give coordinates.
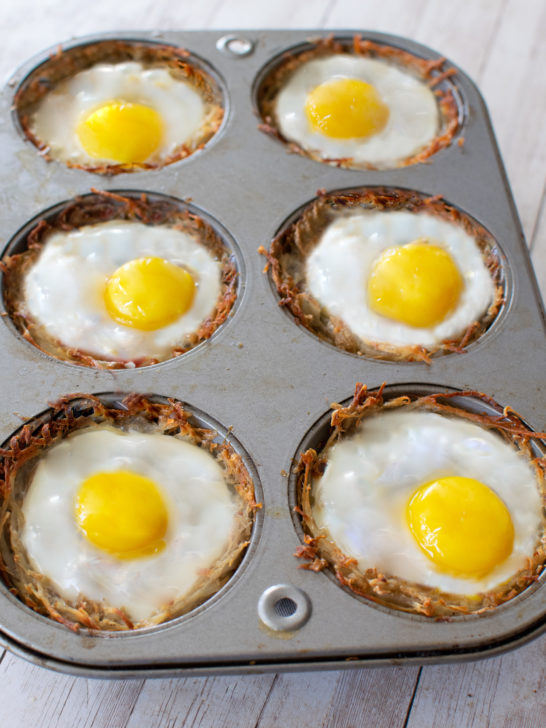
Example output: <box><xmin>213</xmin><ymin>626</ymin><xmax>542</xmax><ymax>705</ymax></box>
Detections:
<box><xmin>76</xmin><ymin>101</ymin><xmax>163</xmax><ymax>164</ymax></box>
<box><xmin>367</xmin><ymin>241</ymin><xmax>464</xmax><ymax>328</ymax></box>
<box><xmin>305</xmin><ymin>78</ymin><xmax>389</xmax><ymax>139</ymax></box>
<box><xmin>406</xmin><ymin>476</ymin><xmax>514</xmax><ymax>578</ymax></box>
<box><xmin>75</xmin><ymin>470</ymin><xmax>168</xmax><ymax>559</ymax></box>
<box><xmin>104</xmin><ymin>256</ymin><xmax>195</xmax><ymax>331</ymax></box>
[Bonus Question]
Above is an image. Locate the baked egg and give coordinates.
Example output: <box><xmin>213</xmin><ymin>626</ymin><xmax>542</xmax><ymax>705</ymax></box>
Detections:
<box><xmin>262</xmin><ymin>189</ymin><xmax>504</xmax><ymax>362</ymax></box>
<box><xmin>2</xmin><ymin>193</ymin><xmax>238</xmax><ymax>368</ymax></box>
<box><xmin>15</xmin><ymin>40</ymin><xmax>224</xmax><ymax>173</ymax></box>
<box><xmin>0</xmin><ymin>394</ymin><xmax>257</xmax><ymax>631</ymax></box>
<box><xmin>296</xmin><ymin>385</ymin><xmax>546</xmax><ymax>617</ymax></box>
<box><xmin>258</xmin><ymin>37</ymin><xmax>459</xmax><ymax>169</ymax></box>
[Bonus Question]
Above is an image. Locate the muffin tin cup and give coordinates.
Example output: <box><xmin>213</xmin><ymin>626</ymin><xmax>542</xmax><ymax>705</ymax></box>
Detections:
<box><xmin>0</xmin><ymin>29</ymin><xmax>544</xmax><ymax>677</ymax></box>
<box><xmin>0</xmin><ymin>190</ymin><xmax>245</xmax><ymax>368</ymax></box>
<box><xmin>12</xmin><ymin>38</ymin><xmax>228</xmax><ymax>174</ymax></box>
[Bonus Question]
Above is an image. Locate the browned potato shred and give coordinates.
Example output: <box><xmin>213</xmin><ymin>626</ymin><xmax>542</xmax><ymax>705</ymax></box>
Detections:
<box><xmin>257</xmin><ymin>36</ymin><xmax>459</xmax><ymax>170</ymax></box>
<box><xmin>1</xmin><ymin>191</ymin><xmax>238</xmax><ymax>369</ymax></box>
<box><xmin>295</xmin><ymin>383</ymin><xmax>546</xmax><ymax>618</ymax></box>
<box><xmin>260</xmin><ymin>188</ymin><xmax>505</xmax><ymax>363</ymax></box>
<box><xmin>15</xmin><ymin>40</ymin><xmax>224</xmax><ymax>174</ymax></box>
<box><xmin>0</xmin><ymin>393</ymin><xmax>258</xmax><ymax>632</ymax></box>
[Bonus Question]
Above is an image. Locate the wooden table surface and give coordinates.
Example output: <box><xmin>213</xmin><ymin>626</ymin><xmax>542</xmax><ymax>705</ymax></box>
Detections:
<box><xmin>0</xmin><ymin>1</ymin><xmax>544</xmax><ymax>726</ymax></box>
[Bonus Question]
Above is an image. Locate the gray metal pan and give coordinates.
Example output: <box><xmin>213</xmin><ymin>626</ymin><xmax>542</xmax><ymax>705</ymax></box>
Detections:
<box><xmin>0</xmin><ymin>29</ymin><xmax>543</xmax><ymax>677</ymax></box>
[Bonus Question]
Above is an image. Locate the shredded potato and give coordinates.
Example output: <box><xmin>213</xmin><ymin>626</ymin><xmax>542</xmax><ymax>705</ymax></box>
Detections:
<box><xmin>2</xmin><ymin>191</ymin><xmax>238</xmax><ymax>368</ymax></box>
<box><xmin>0</xmin><ymin>393</ymin><xmax>258</xmax><ymax>631</ymax></box>
<box><xmin>295</xmin><ymin>383</ymin><xmax>546</xmax><ymax>618</ymax></box>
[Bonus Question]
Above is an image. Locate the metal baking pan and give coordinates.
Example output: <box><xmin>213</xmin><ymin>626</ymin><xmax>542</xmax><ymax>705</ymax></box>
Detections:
<box><xmin>0</xmin><ymin>29</ymin><xmax>544</xmax><ymax>678</ymax></box>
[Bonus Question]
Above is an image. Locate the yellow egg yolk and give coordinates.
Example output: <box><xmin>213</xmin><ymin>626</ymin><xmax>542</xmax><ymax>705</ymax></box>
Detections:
<box><xmin>367</xmin><ymin>241</ymin><xmax>464</xmax><ymax>328</ymax></box>
<box><xmin>104</xmin><ymin>256</ymin><xmax>195</xmax><ymax>331</ymax></box>
<box><xmin>76</xmin><ymin>101</ymin><xmax>163</xmax><ymax>164</ymax></box>
<box><xmin>304</xmin><ymin>78</ymin><xmax>389</xmax><ymax>139</ymax></box>
<box><xmin>406</xmin><ymin>476</ymin><xmax>514</xmax><ymax>578</ymax></box>
<box><xmin>75</xmin><ymin>470</ymin><xmax>168</xmax><ymax>559</ymax></box>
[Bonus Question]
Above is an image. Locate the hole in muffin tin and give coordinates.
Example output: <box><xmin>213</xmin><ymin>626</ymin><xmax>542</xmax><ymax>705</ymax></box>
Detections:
<box><xmin>274</xmin><ymin>596</ymin><xmax>298</xmax><ymax>617</ymax></box>
<box><xmin>12</xmin><ymin>38</ymin><xmax>228</xmax><ymax>174</ymax></box>
<box><xmin>257</xmin><ymin>584</ymin><xmax>310</xmax><ymax>631</ymax></box>
<box><xmin>263</xmin><ymin>186</ymin><xmax>511</xmax><ymax>364</ymax></box>
<box><xmin>216</xmin><ymin>35</ymin><xmax>254</xmax><ymax>58</ymax></box>
<box><xmin>0</xmin><ymin>391</ymin><xmax>263</xmax><ymax>636</ymax></box>
<box><xmin>288</xmin><ymin>382</ymin><xmax>546</xmax><ymax>622</ymax></box>
<box><xmin>253</xmin><ymin>35</ymin><xmax>464</xmax><ymax>171</ymax></box>
<box><xmin>0</xmin><ymin>190</ymin><xmax>244</xmax><ymax>370</ymax></box>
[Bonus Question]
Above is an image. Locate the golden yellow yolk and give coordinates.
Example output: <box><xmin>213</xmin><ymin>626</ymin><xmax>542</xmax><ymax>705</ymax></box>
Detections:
<box><xmin>305</xmin><ymin>78</ymin><xmax>390</xmax><ymax>139</ymax></box>
<box><xmin>104</xmin><ymin>256</ymin><xmax>195</xmax><ymax>331</ymax></box>
<box><xmin>75</xmin><ymin>470</ymin><xmax>168</xmax><ymax>559</ymax></box>
<box><xmin>367</xmin><ymin>241</ymin><xmax>464</xmax><ymax>328</ymax></box>
<box><xmin>406</xmin><ymin>476</ymin><xmax>514</xmax><ymax>578</ymax></box>
<box><xmin>76</xmin><ymin>101</ymin><xmax>163</xmax><ymax>164</ymax></box>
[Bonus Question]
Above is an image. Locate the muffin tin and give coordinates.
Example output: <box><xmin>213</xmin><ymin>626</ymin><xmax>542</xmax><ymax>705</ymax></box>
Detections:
<box><xmin>0</xmin><ymin>30</ymin><xmax>544</xmax><ymax>677</ymax></box>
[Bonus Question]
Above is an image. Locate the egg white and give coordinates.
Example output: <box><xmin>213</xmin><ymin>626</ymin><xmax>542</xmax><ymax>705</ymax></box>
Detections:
<box><xmin>30</xmin><ymin>61</ymin><xmax>206</xmax><ymax>166</ymax></box>
<box><xmin>305</xmin><ymin>210</ymin><xmax>495</xmax><ymax>348</ymax></box>
<box><xmin>274</xmin><ymin>55</ymin><xmax>439</xmax><ymax>166</ymax></box>
<box><xmin>21</xmin><ymin>427</ymin><xmax>239</xmax><ymax>622</ymax></box>
<box><xmin>23</xmin><ymin>220</ymin><xmax>222</xmax><ymax>362</ymax></box>
<box><xmin>312</xmin><ymin>410</ymin><xmax>542</xmax><ymax>595</ymax></box>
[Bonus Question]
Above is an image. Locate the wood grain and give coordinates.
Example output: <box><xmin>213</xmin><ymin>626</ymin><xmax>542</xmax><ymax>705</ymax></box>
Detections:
<box><xmin>123</xmin><ymin>673</ymin><xmax>277</xmax><ymax>728</ymax></box>
<box><xmin>0</xmin><ymin>1</ymin><xmax>544</xmax><ymax>727</ymax></box>
<box><xmin>0</xmin><ymin>650</ymin><xmax>144</xmax><ymax>728</ymax></box>
<box><xmin>407</xmin><ymin>636</ymin><xmax>546</xmax><ymax>728</ymax></box>
<box><xmin>254</xmin><ymin>667</ymin><xmax>420</xmax><ymax>728</ymax></box>
<box><xmin>478</xmin><ymin>0</ymin><xmax>546</xmax><ymax>243</ymax></box>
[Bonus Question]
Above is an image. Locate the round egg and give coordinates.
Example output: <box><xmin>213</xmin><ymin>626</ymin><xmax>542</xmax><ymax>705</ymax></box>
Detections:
<box><xmin>305</xmin><ymin>209</ymin><xmax>495</xmax><ymax>349</ymax></box>
<box><xmin>297</xmin><ymin>387</ymin><xmax>546</xmax><ymax>616</ymax></box>
<box><xmin>263</xmin><ymin>189</ymin><xmax>503</xmax><ymax>361</ymax></box>
<box><xmin>7</xmin><ymin>209</ymin><xmax>235</xmax><ymax>366</ymax></box>
<box><xmin>0</xmin><ymin>394</ymin><xmax>256</xmax><ymax>630</ymax></box>
<box><xmin>21</xmin><ymin>427</ymin><xmax>241</xmax><ymax>624</ymax></box>
<box><xmin>27</xmin><ymin>60</ymin><xmax>219</xmax><ymax>169</ymax></box>
<box><xmin>273</xmin><ymin>55</ymin><xmax>440</xmax><ymax>167</ymax></box>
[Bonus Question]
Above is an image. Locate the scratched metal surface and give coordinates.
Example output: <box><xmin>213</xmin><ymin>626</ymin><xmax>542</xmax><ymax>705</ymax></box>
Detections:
<box><xmin>0</xmin><ymin>29</ymin><xmax>544</xmax><ymax>677</ymax></box>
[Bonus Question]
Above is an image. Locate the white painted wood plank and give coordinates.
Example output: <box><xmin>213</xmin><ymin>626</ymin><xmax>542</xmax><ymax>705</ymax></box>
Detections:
<box><xmin>0</xmin><ymin>0</ymin><xmax>227</xmax><ymax>82</ymax></box>
<box><xmin>409</xmin><ymin>0</ymin><xmax>506</xmax><ymax>80</ymax></box>
<box><xmin>124</xmin><ymin>673</ymin><xmax>276</xmax><ymax>728</ymax></box>
<box><xmin>407</xmin><ymin>635</ymin><xmax>546</xmax><ymax>728</ymax></box>
<box><xmin>0</xmin><ymin>651</ymin><xmax>144</xmax><ymax>728</ymax></box>
<box><xmin>475</xmin><ymin>0</ymin><xmax>546</xmax><ymax>244</ymax></box>
<box><xmin>325</xmin><ymin>0</ymin><xmax>434</xmax><ymax>39</ymax></box>
<box><xmin>254</xmin><ymin>666</ymin><xmax>420</xmax><ymax>728</ymax></box>
<box><xmin>209</xmin><ymin>0</ymin><xmax>334</xmax><ymax>30</ymax></box>
<box><xmin>120</xmin><ymin>666</ymin><xmax>417</xmax><ymax>728</ymax></box>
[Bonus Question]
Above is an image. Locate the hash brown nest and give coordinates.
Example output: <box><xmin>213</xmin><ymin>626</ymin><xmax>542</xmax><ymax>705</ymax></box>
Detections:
<box><xmin>1</xmin><ymin>190</ymin><xmax>238</xmax><ymax>369</ymax></box>
<box><xmin>295</xmin><ymin>383</ymin><xmax>546</xmax><ymax>618</ymax></box>
<box><xmin>257</xmin><ymin>36</ymin><xmax>459</xmax><ymax>170</ymax></box>
<box><xmin>260</xmin><ymin>188</ymin><xmax>505</xmax><ymax>363</ymax></box>
<box><xmin>14</xmin><ymin>39</ymin><xmax>224</xmax><ymax>174</ymax></box>
<box><xmin>0</xmin><ymin>393</ymin><xmax>259</xmax><ymax>632</ymax></box>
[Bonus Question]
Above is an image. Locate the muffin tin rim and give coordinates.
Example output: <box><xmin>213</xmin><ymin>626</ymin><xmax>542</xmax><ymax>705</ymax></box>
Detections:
<box><xmin>251</xmin><ymin>33</ymin><xmax>466</xmax><ymax>170</ymax></box>
<box><xmin>263</xmin><ymin>184</ymin><xmax>513</xmax><ymax>364</ymax></box>
<box><xmin>0</xmin><ymin>27</ymin><xmax>543</xmax><ymax>673</ymax></box>
<box><xmin>0</xmin><ymin>389</ymin><xmax>265</xmax><ymax>638</ymax></box>
<box><xmin>9</xmin><ymin>35</ymin><xmax>231</xmax><ymax>174</ymax></box>
<box><xmin>288</xmin><ymin>381</ymin><xmax>546</xmax><ymax>622</ymax></box>
<box><xmin>0</xmin><ymin>188</ymin><xmax>247</xmax><ymax>371</ymax></box>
